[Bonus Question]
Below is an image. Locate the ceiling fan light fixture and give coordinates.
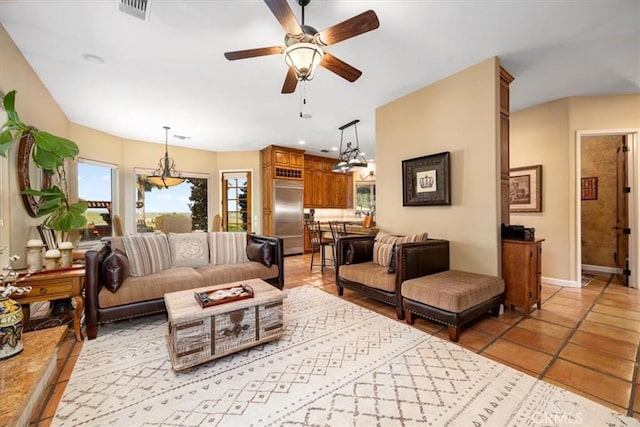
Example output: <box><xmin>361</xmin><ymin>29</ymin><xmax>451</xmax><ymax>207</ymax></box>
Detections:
<box><xmin>284</xmin><ymin>42</ymin><xmax>324</xmax><ymax>81</ymax></box>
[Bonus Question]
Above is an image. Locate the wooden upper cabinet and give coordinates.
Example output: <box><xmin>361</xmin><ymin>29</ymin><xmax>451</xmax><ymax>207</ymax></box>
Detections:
<box><xmin>289</xmin><ymin>152</ymin><xmax>304</xmax><ymax>168</ymax></box>
<box><xmin>303</xmin><ymin>154</ymin><xmax>351</xmax><ymax>208</ymax></box>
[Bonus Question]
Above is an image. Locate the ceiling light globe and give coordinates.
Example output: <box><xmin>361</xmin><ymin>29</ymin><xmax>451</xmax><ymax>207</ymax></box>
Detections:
<box><xmin>284</xmin><ymin>42</ymin><xmax>324</xmax><ymax>80</ymax></box>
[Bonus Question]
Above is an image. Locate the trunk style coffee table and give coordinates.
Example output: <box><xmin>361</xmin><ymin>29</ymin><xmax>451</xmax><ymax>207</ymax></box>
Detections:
<box><xmin>164</xmin><ymin>278</ymin><xmax>285</xmax><ymax>371</ymax></box>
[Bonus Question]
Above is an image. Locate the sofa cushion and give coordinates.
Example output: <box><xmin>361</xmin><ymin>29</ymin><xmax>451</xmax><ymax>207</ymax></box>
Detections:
<box><xmin>168</xmin><ymin>232</ymin><xmax>209</xmax><ymax>268</ymax></box>
<box><xmin>373</xmin><ymin>242</ymin><xmax>395</xmax><ymax>266</ymax></box>
<box><xmin>98</xmin><ymin>267</ymin><xmax>205</xmax><ymax>308</ymax></box>
<box><xmin>397</xmin><ymin>232</ymin><xmax>429</xmax><ymax>243</ymax></box>
<box><xmin>101</xmin><ymin>249</ymin><xmax>129</xmax><ymax>293</ymax></box>
<box><xmin>209</xmin><ymin>232</ymin><xmax>250</xmax><ymax>265</ymax></box>
<box><xmin>122</xmin><ymin>234</ymin><xmax>171</xmax><ymax>277</ymax></box>
<box><xmin>402</xmin><ymin>270</ymin><xmax>505</xmax><ymax>313</ymax></box>
<box><xmin>346</xmin><ymin>240</ymin><xmax>373</xmax><ymax>264</ymax></box>
<box><xmin>246</xmin><ymin>238</ymin><xmax>274</xmax><ymax>268</ymax></box>
<box><xmin>339</xmin><ymin>262</ymin><xmax>396</xmax><ymax>292</ymax></box>
<box><xmin>375</xmin><ymin>231</ymin><xmax>401</xmax><ymax>244</ymax></box>
<box><xmin>196</xmin><ymin>262</ymin><xmax>279</xmax><ymax>287</ymax></box>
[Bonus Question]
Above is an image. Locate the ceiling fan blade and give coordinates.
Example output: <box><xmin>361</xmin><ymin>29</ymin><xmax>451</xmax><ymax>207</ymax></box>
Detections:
<box><xmin>224</xmin><ymin>46</ymin><xmax>283</xmax><ymax>60</ymax></box>
<box><xmin>281</xmin><ymin>67</ymin><xmax>298</xmax><ymax>94</ymax></box>
<box><xmin>264</xmin><ymin>0</ymin><xmax>303</xmax><ymax>36</ymax></box>
<box><xmin>317</xmin><ymin>10</ymin><xmax>379</xmax><ymax>46</ymax></box>
<box><xmin>320</xmin><ymin>53</ymin><xmax>362</xmax><ymax>82</ymax></box>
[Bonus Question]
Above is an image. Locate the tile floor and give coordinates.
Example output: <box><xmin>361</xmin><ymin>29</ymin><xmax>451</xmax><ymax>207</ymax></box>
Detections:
<box><xmin>29</xmin><ymin>255</ymin><xmax>640</xmax><ymax>425</ymax></box>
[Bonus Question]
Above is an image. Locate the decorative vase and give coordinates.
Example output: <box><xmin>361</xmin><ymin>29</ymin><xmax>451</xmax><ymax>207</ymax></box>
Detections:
<box><xmin>44</xmin><ymin>249</ymin><xmax>61</xmax><ymax>270</ymax></box>
<box><xmin>58</xmin><ymin>241</ymin><xmax>74</xmax><ymax>268</ymax></box>
<box><xmin>26</xmin><ymin>239</ymin><xmax>45</xmax><ymax>272</ymax></box>
<box><xmin>0</xmin><ymin>296</ymin><xmax>25</xmax><ymax>360</ymax></box>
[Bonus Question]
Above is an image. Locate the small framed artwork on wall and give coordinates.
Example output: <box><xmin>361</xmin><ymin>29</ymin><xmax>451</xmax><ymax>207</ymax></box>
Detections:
<box><xmin>581</xmin><ymin>177</ymin><xmax>598</xmax><ymax>200</ymax></box>
<box><xmin>509</xmin><ymin>164</ymin><xmax>542</xmax><ymax>213</ymax></box>
<box><xmin>402</xmin><ymin>151</ymin><xmax>451</xmax><ymax>206</ymax></box>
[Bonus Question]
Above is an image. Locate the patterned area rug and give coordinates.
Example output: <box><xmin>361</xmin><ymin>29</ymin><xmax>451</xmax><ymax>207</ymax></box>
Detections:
<box><xmin>53</xmin><ymin>286</ymin><xmax>637</xmax><ymax>426</ymax></box>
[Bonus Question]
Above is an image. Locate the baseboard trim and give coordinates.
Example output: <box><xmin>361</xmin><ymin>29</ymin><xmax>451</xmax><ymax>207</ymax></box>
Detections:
<box><xmin>582</xmin><ymin>264</ymin><xmax>621</xmax><ymax>274</ymax></box>
<box><xmin>542</xmin><ymin>276</ymin><xmax>581</xmax><ymax>288</ymax></box>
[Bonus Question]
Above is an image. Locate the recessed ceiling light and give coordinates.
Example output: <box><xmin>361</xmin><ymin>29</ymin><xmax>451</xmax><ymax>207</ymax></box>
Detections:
<box><xmin>331</xmin><ymin>147</ymin><xmax>338</xmax><ymax>151</ymax></box>
<box><xmin>82</xmin><ymin>53</ymin><xmax>104</xmax><ymax>64</ymax></box>
<box><xmin>298</xmin><ymin>140</ymin><xmax>306</xmax><ymax>145</ymax></box>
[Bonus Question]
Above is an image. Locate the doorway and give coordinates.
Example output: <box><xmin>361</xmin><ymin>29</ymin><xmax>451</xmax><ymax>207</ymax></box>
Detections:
<box><xmin>577</xmin><ymin>130</ymin><xmax>638</xmax><ymax>288</ymax></box>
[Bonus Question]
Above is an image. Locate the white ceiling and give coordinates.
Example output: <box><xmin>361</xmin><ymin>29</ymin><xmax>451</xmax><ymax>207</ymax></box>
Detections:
<box><xmin>1</xmin><ymin>0</ymin><xmax>638</xmax><ymax>161</ymax></box>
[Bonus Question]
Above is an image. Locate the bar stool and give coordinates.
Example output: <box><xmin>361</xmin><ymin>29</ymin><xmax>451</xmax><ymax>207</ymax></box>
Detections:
<box><xmin>304</xmin><ymin>220</ymin><xmax>334</xmax><ymax>272</ymax></box>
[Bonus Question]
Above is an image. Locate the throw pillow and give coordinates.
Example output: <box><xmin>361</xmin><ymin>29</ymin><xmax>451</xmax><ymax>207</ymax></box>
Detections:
<box><xmin>387</xmin><ymin>244</ymin><xmax>397</xmax><ymax>274</ymax></box>
<box><xmin>122</xmin><ymin>234</ymin><xmax>171</xmax><ymax>277</ymax></box>
<box><xmin>246</xmin><ymin>238</ymin><xmax>274</xmax><ymax>268</ymax></box>
<box><xmin>345</xmin><ymin>240</ymin><xmax>374</xmax><ymax>264</ymax></box>
<box><xmin>397</xmin><ymin>232</ymin><xmax>429</xmax><ymax>243</ymax></box>
<box><xmin>373</xmin><ymin>242</ymin><xmax>395</xmax><ymax>266</ymax></box>
<box><xmin>209</xmin><ymin>232</ymin><xmax>250</xmax><ymax>265</ymax></box>
<box><xmin>375</xmin><ymin>231</ymin><xmax>401</xmax><ymax>244</ymax></box>
<box><xmin>101</xmin><ymin>249</ymin><xmax>129</xmax><ymax>293</ymax></box>
<box><xmin>168</xmin><ymin>232</ymin><xmax>209</xmax><ymax>268</ymax></box>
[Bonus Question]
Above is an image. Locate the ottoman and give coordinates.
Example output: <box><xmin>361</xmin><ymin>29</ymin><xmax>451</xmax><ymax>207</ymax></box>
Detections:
<box><xmin>402</xmin><ymin>270</ymin><xmax>504</xmax><ymax>342</ymax></box>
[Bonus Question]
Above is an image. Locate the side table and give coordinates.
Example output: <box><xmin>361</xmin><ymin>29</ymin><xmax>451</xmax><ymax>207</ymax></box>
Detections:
<box><xmin>13</xmin><ymin>266</ymin><xmax>85</xmax><ymax>341</ymax></box>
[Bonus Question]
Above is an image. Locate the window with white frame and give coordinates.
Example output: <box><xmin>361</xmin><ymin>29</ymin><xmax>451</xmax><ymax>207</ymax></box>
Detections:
<box><xmin>77</xmin><ymin>160</ymin><xmax>118</xmax><ymax>244</ymax></box>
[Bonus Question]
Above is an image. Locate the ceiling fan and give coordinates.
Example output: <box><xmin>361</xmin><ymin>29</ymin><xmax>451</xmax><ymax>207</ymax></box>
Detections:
<box><xmin>224</xmin><ymin>0</ymin><xmax>379</xmax><ymax>94</ymax></box>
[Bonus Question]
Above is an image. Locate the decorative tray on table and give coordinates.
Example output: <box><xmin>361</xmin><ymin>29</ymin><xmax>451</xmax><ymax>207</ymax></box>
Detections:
<box><xmin>194</xmin><ymin>284</ymin><xmax>254</xmax><ymax>308</ymax></box>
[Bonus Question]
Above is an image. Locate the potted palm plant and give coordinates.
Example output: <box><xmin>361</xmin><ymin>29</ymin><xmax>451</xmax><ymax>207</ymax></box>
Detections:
<box><xmin>0</xmin><ymin>90</ymin><xmax>88</xmax><ymax>239</ymax></box>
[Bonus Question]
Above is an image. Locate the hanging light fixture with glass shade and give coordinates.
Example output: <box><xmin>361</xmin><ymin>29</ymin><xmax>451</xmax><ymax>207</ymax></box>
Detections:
<box><xmin>332</xmin><ymin>119</ymin><xmax>369</xmax><ymax>173</ymax></box>
<box><xmin>147</xmin><ymin>126</ymin><xmax>185</xmax><ymax>189</ymax></box>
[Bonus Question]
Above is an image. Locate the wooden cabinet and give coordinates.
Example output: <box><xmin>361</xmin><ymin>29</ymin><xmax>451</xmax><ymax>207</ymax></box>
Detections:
<box><xmin>303</xmin><ymin>154</ymin><xmax>351</xmax><ymax>209</ymax></box>
<box><xmin>261</xmin><ymin>145</ymin><xmax>304</xmax><ymax>237</ymax></box>
<box><xmin>500</xmin><ymin>67</ymin><xmax>514</xmax><ymax>225</ymax></box>
<box><xmin>502</xmin><ymin>239</ymin><xmax>544</xmax><ymax>317</ymax></box>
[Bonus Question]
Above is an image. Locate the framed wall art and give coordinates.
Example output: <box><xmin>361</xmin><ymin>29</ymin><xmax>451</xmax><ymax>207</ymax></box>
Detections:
<box><xmin>581</xmin><ymin>177</ymin><xmax>598</xmax><ymax>200</ymax></box>
<box><xmin>402</xmin><ymin>151</ymin><xmax>451</xmax><ymax>206</ymax></box>
<box><xmin>509</xmin><ymin>164</ymin><xmax>542</xmax><ymax>213</ymax></box>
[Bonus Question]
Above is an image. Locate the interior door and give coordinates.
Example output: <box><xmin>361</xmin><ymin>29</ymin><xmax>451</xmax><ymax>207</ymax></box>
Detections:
<box><xmin>614</xmin><ymin>136</ymin><xmax>630</xmax><ymax>285</ymax></box>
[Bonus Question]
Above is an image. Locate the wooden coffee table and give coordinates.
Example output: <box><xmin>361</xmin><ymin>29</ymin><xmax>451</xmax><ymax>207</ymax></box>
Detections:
<box><xmin>164</xmin><ymin>278</ymin><xmax>285</xmax><ymax>371</ymax></box>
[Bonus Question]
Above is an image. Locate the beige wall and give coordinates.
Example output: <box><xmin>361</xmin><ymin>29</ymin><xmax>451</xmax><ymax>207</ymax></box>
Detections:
<box><xmin>511</xmin><ymin>94</ymin><xmax>640</xmax><ymax>284</ymax></box>
<box><xmin>0</xmin><ymin>24</ymin><xmax>70</xmax><ymax>267</ymax></box>
<box><xmin>376</xmin><ymin>57</ymin><xmax>502</xmax><ymax>276</ymax></box>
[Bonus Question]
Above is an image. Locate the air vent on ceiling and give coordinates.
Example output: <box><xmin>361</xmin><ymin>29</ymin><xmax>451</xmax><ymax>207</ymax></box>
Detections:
<box><xmin>320</xmin><ymin>149</ymin><xmax>330</xmax><ymax>153</ymax></box>
<box><xmin>118</xmin><ymin>0</ymin><xmax>150</xmax><ymax>21</ymax></box>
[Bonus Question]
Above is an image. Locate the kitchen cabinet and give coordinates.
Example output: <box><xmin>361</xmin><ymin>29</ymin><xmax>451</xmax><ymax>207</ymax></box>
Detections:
<box><xmin>261</xmin><ymin>145</ymin><xmax>304</xmax><ymax>237</ymax></box>
<box><xmin>502</xmin><ymin>239</ymin><xmax>544</xmax><ymax>317</ymax></box>
<box><xmin>304</xmin><ymin>154</ymin><xmax>351</xmax><ymax>209</ymax></box>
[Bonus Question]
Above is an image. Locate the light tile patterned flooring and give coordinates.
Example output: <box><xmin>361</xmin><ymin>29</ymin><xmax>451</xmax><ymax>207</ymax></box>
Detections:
<box><xmin>29</xmin><ymin>255</ymin><xmax>640</xmax><ymax>425</ymax></box>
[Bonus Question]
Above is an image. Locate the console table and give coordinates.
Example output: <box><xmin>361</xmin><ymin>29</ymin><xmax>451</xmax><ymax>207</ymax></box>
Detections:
<box><xmin>14</xmin><ymin>266</ymin><xmax>85</xmax><ymax>341</ymax></box>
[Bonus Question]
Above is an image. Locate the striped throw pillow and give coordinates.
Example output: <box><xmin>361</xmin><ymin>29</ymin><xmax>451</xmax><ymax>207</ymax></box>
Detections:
<box><xmin>397</xmin><ymin>232</ymin><xmax>429</xmax><ymax>243</ymax></box>
<box><xmin>122</xmin><ymin>234</ymin><xmax>171</xmax><ymax>277</ymax></box>
<box><xmin>373</xmin><ymin>242</ymin><xmax>395</xmax><ymax>266</ymax></box>
<box><xmin>209</xmin><ymin>232</ymin><xmax>250</xmax><ymax>265</ymax></box>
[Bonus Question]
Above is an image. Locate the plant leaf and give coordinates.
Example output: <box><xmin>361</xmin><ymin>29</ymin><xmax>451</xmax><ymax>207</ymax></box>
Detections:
<box><xmin>2</xmin><ymin>90</ymin><xmax>20</xmax><ymax>122</ymax></box>
<box><xmin>32</xmin><ymin>131</ymin><xmax>79</xmax><ymax>158</ymax></box>
<box><xmin>0</xmin><ymin>130</ymin><xmax>13</xmax><ymax>157</ymax></box>
<box><xmin>32</xmin><ymin>146</ymin><xmax>63</xmax><ymax>170</ymax></box>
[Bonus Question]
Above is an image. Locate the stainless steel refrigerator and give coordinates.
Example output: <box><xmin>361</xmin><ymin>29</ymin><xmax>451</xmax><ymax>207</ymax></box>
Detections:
<box><xmin>273</xmin><ymin>179</ymin><xmax>304</xmax><ymax>255</ymax></box>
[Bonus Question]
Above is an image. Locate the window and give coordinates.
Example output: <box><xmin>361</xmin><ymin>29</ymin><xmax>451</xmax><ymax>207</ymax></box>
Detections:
<box><xmin>77</xmin><ymin>160</ymin><xmax>117</xmax><ymax>244</ymax></box>
<box><xmin>355</xmin><ymin>181</ymin><xmax>376</xmax><ymax>217</ymax></box>
<box><xmin>135</xmin><ymin>172</ymin><xmax>209</xmax><ymax>233</ymax></box>
<box><xmin>222</xmin><ymin>172</ymin><xmax>251</xmax><ymax>232</ymax></box>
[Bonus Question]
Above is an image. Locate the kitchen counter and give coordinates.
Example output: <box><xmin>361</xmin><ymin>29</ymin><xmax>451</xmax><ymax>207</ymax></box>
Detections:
<box><xmin>318</xmin><ymin>223</ymin><xmax>379</xmax><ymax>235</ymax></box>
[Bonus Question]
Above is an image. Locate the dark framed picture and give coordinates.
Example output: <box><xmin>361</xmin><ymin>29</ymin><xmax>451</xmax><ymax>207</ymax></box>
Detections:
<box><xmin>509</xmin><ymin>164</ymin><xmax>542</xmax><ymax>213</ymax></box>
<box><xmin>581</xmin><ymin>177</ymin><xmax>598</xmax><ymax>200</ymax></box>
<box><xmin>402</xmin><ymin>151</ymin><xmax>451</xmax><ymax>206</ymax></box>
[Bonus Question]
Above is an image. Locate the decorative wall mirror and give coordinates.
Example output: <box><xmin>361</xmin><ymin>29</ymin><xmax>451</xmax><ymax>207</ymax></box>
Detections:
<box><xmin>17</xmin><ymin>132</ymin><xmax>51</xmax><ymax>217</ymax></box>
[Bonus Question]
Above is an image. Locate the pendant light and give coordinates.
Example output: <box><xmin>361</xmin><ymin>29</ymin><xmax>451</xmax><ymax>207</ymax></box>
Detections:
<box><xmin>332</xmin><ymin>119</ymin><xmax>368</xmax><ymax>173</ymax></box>
<box><xmin>147</xmin><ymin>126</ymin><xmax>184</xmax><ymax>188</ymax></box>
